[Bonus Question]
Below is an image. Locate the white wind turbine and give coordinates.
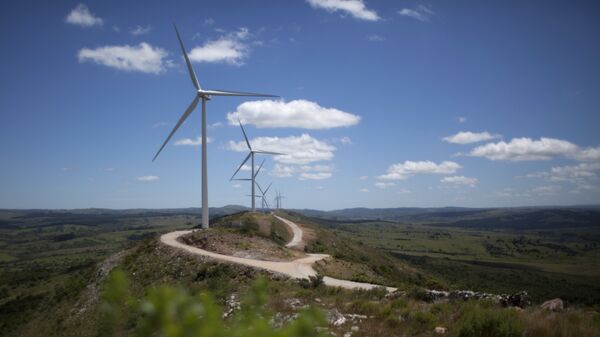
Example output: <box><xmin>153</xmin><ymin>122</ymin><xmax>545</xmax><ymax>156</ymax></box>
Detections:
<box><xmin>230</xmin><ymin>120</ymin><xmax>284</xmax><ymax>211</ymax></box>
<box><xmin>256</xmin><ymin>182</ymin><xmax>273</xmax><ymax>210</ymax></box>
<box><xmin>153</xmin><ymin>25</ymin><xmax>278</xmax><ymax>229</ymax></box>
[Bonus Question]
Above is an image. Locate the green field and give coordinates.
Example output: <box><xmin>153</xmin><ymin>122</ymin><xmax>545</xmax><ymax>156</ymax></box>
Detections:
<box><xmin>314</xmin><ymin>218</ymin><xmax>600</xmax><ymax>305</ymax></box>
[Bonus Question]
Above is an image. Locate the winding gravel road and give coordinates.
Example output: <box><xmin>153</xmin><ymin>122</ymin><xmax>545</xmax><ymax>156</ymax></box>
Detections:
<box><xmin>160</xmin><ymin>216</ymin><xmax>396</xmax><ymax>292</ymax></box>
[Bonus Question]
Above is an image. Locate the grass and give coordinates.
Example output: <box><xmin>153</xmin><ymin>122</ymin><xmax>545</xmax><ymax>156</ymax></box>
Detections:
<box><xmin>312</xmin><ymin>218</ymin><xmax>600</xmax><ymax>304</ymax></box>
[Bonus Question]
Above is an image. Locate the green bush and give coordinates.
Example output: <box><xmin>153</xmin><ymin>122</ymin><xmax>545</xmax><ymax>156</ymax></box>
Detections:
<box><xmin>456</xmin><ymin>307</ymin><xmax>523</xmax><ymax>337</ymax></box>
<box><xmin>100</xmin><ymin>269</ymin><xmax>327</xmax><ymax>337</ymax></box>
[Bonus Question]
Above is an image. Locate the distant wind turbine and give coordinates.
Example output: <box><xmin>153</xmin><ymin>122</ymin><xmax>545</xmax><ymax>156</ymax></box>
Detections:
<box><xmin>230</xmin><ymin>120</ymin><xmax>284</xmax><ymax>212</ymax></box>
<box><xmin>152</xmin><ymin>25</ymin><xmax>278</xmax><ymax>229</ymax></box>
<box><xmin>256</xmin><ymin>182</ymin><xmax>273</xmax><ymax>209</ymax></box>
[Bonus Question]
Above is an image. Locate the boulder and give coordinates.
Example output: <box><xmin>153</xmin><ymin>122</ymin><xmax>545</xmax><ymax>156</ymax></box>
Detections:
<box><xmin>434</xmin><ymin>326</ymin><xmax>447</xmax><ymax>334</ymax></box>
<box><xmin>541</xmin><ymin>298</ymin><xmax>564</xmax><ymax>312</ymax></box>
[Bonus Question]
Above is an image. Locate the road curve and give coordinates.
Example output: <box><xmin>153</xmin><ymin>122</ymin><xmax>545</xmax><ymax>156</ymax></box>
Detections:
<box><xmin>274</xmin><ymin>215</ymin><xmax>303</xmax><ymax>248</ymax></box>
<box><xmin>160</xmin><ymin>218</ymin><xmax>396</xmax><ymax>292</ymax></box>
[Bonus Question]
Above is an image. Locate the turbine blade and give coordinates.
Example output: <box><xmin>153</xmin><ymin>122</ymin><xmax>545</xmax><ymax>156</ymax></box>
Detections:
<box><xmin>238</xmin><ymin>119</ymin><xmax>252</xmax><ymax>150</ymax></box>
<box><xmin>174</xmin><ymin>24</ymin><xmax>201</xmax><ymax>90</ymax></box>
<box><xmin>254</xmin><ymin>150</ymin><xmax>286</xmax><ymax>156</ymax></box>
<box><xmin>153</xmin><ymin>96</ymin><xmax>200</xmax><ymax>161</ymax></box>
<box><xmin>264</xmin><ymin>182</ymin><xmax>272</xmax><ymax>195</ymax></box>
<box><xmin>231</xmin><ymin>178</ymin><xmax>252</xmax><ymax>181</ymax></box>
<box><xmin>254</xmin><ymin>159</ymin><xmax>265</xmax><ymax>179</ymax></box>
<box><xmin>255</xmin><ymin>181</ymin><xmax>264</xmax><ymax>195</ymax></box>
<box><xmin>202</xmin><ymin>89</ymin><xmax>278</xmax><ymax>97</ymax></box>
<box><xmin>230</xmin><ymin>152</ymin><xmax>252</xmax><ymax>181</ymax></box>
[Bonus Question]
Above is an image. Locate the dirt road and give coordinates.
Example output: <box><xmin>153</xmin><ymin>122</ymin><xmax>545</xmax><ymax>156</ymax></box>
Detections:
<box><xmin>160</xmin><ymin>217</ymin><xmax>396</xmax><ymax>292</ymax></box>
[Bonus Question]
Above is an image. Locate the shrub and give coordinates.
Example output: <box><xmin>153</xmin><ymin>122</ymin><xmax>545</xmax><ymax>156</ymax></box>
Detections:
<box><xmin>100</xmin><ymin>270</ymin><xmax>327</xmax><ymax>337</ymax></box>
<box><xmin>456</xmin><ymin>307</ymin><xmax>523</xmax><ymax>337</ymax></box>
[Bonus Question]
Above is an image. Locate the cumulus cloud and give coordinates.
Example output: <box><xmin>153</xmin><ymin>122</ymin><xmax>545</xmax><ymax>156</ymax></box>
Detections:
<box><xmin>470</xmin><ymin>137</ymin><xmax>600</xmax><ymax>161</ymax></box>
<box><xmin>78</xmin><ymin>43</ymin><xmax>170</xmax><ymax>74</ymax></box>
<box><xmin>359</xmin><ymin>188</ymin><xmax>370</xmax><ymax>192</ymax></box>
<box><xmin>174</xmin><ymin>136</ymin><xmax>212</xmax><ymax>146</ymax></box>
<box><xmin>307</xmin><ymin>0</ymin><xmax>380</xmax><ymax>21</ymax></box>
<box><xmin>441</xmin><ymin>175</ymin><xmax>479</xmax><ymax>187</ymax></box>
<box><xmin>398</xmin><ymin>5</ymin><xmax>434</xmax><ymax>22</ymax></box>
<box><xmin>227</xmin><ymin>100</ymin><xmax>360</xmax><ymax>129</ymax></box>
<box><xmin>130</xmin><ymin>25</ymin><xmax>151</xmax><ymax>35</ymax></box>
<box><xmin>188</xmin><ymin>28</ymin><xmax>251</xmax><ymax>65</ymax></box>
<box><xmin>379</xmin><ymin>160</ymin><xmax>461</xmax><ymax>180</ymax></box>
<box><xmin>443</xmin><ymin>131</ymin><xmax>500</xmax><ymax>144</ymax></box>
<box><xmin>228</xmin><ymin>134</ymin><xmax>336</xmax><ymax>165</ymax></box>
<box><xmin>527</xmin><ymin>163</ymin><xmax>600</xmax><ymax>184</ymax></box>
<box><xmin>458</xmin><ymin>116</ymin><xmax>467</xmax><ymax>123</ymax></box>
<box><xmin>375</xmin><ymin>182</ymin><xmax>396</xmax><ymax>189</ymax></box>
<box><xmin>359</xmin><ymin>175</ymin><xmax>368</xmax><ymax>180</ymax></box>
<box><xmin>137</xmin><ymin>175</ymin><xmax>159</xmax><ymax>182</ymax></box>
<box><xmin>65</xmin><ymin>4</ymin><xmax>103</xmax><ymax>27</ymax></box>
<box><xmin>271</xmin><ymin>164</ymin><xmax>334</xmax><ymax>180</ymax></box>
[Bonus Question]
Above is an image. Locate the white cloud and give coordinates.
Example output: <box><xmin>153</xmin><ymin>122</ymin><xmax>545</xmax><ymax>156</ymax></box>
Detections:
<box><xmin>65</xmin><ymin>4</ymin><xmax>103</xmax><ymax>27</ymax></box>
<box><xmin>78</xmin><ymin>43</ymin><xmax>170</xmax><ymax>74</ymax></box>
<box><xmin>271</xmin><ymin>164</ymin><xmax>296</xmax><ymax>177</ymax></box>
<box><xmin>443</xmin><ymin>131</ymin><xmax>500</xmax><ymax>144</ymax></box>
<box><xmin>300</xmin><ymin>172</ymin><xmax>332</xmax><ymax>180</ymax></box>
<box><xmin>441</xmin><ymin>175</ymin><xmax>479</xmax><ymax>187</ymax></box>
<box><xmin>398</xmin><ymin>5</ymin><xmax>434</xmax><ymax>22</ymax></box>
<box><xmin>527</xmin><ymin>163</ymin><xmax>600</xmax><ymax>184</ymax></box>
<box><xmin>458</xmin><ymin>116</ymin><xmax>467</xmax><ymax>123</ymax></box>
<box><xmin>367</xmin><ymin>34</ymin><xmax>384</xmax><ymax>42</ymax></box>
<box><xmin>397</xmin><ymin>188</ymin><xmax>411</xmax><ymax>194</ymax></box>
<box><xmin>307</xmin><ymin>0</ymin><xmax>380</xmax><ymax>21</ymax></box>
<box><xmin>232</xmin><ymin>183</ymin><xmax>241</xmax><ymax>188</ymax></box>
<box><xmin>359</xmin><ymin>175</ymin><xmax>368</xmax><ymax>180</ymax></box>
<box><xmin>359</xmin><ymin>188</ymin><xmax>370</xmax><ymax>192</ymax></box>
<box><xmin>188</xmin><ymin>28</ymin><xmax>251</xmax><ymax>65</ymax></box>
<box><xmin>204</xmin><ymin>18</ymin><xmax>215</xmax><ymax>26</ymax></box>
<box><xmin>574</xmin><ymin>146</ymin><xmax>600</xmax><ymax>161</ymax></box>
<box><xmin>137</xmin><ymin>175</ymin><xmax>159</xmax><ymax>182</ymax></box>
<box><xmin>271</xmin><ymin>164</ymin><xmax>334</xmax><ymax>180</ymax></box>
<box><xmin>339</xmin><ymin>136</ymin><xmax>352</xmax><ymax>145</ymax></box>
<box><xmin>174</xmin><ymin>136</ymin><xmax>212</xmax><ymax>146</ymax></box>
<box><xmin>530</xmin><ymin>185</ymin><xmax>560</xmax><ymax>196</ymax></box>
<box><xmin>228</xmin><ymin>100</ymin><xmax>360</xmax><ymax>129</ymax></box>
<box><xmin>228</xmin><ymin>134</ymin><xmax>336</xmax><ymax>164</ymax></box>
<box><xmin>130</xmin><ymin>25</ymin><xmax>151</xmax><ymax>35</ymax></box>
<box><xmin>375</xmin><ymin>182</ymin><xmax>396</xmax><ymax>189</ymax></box>
<box><xmin>470</xmin><ymin>137</ymin><xmax>599</xmax><ymax>161</ymax></box>
<box><xmin>379</xmin><ymin>160</ymin><xmax>461</xmax><ymax>180</ymax></box>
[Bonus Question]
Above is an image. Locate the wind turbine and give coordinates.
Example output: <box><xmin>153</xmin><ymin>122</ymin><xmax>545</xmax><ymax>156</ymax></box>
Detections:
<box><xmin>256</xmin><ymin>182</ymin><xmax>273</xmax><ymax>210</ymax></box>
<box><xmin>152</xmin><ymin>25</ymin><xmax>278</xmax><ymax>229</ymax></box>
<box><xmin>275</xmin><ymin>190</ymin><xmax>286</xmax><ymax>209</ymax></box>
<box><xmin>230</xmin><ymin>120</ymin><xmax>284</xmax><ymax>212</ymax></box>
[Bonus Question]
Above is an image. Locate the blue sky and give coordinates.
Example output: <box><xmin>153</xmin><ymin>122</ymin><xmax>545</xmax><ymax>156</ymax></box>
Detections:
<box><xmin>1</xmin><ymin>0</ymin><xmax>599</xmax><ymax>210</ymax></box>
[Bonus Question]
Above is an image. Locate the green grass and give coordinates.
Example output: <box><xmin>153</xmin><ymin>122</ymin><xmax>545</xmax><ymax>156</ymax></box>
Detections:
<box><xmin>312</xmin><ymin>219</ymin><xmax>600</xmax><ymax>304</ymax></box>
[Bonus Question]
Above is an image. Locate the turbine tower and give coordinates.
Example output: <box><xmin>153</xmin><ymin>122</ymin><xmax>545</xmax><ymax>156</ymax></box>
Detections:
<box><xmin>230</xmin><ymin>120</ymin><xmax>284</xmax><ymax>212</ymax></box>
<box><xmin>152</xmin><ymin>25</ymin><xmax>278</xmax><ymax>229</ymax></box>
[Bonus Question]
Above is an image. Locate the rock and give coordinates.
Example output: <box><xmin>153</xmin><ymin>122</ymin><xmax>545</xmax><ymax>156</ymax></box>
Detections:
<box><xmin>284</xmin><ymin>298</ymin><xmax>305</xmax><ymax>310</ymax></box>
<box><xmin>328</xmin><ymin>309</ymin><xmax>347</xmax><ymax>326</ymax></box>
<box><xmin>343</xmin><ymin>333</ymin><xmax>352</xmax><ymax>337</ymax></box>
<box><xmin>501</xmin><ymin>291</ymin><xmax>530</xmax><ymax>308</ymax></box>
<box><xmin>434</xmin><ymin>326</ymin><xmax>447</xmax><ymax>334</ymax></box>
<box><xmin>385</xmin><ymin>290</ymin><xmax>406</xmax><ymax>300</ymax></box>
<box><xmin>541</xmin><ymin>298</ymin><xmax>564</xmax><ymax>312</ymax></box>
<box><xmin>351</xmin><ymin>326</ymin><xmax>359</xmax><ymax>332</ymax></box>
